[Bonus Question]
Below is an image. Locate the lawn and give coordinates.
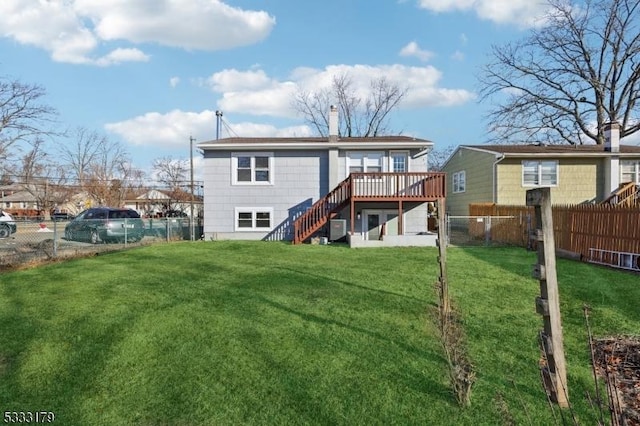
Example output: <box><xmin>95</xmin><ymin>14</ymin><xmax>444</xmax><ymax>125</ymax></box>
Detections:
<box><xmin>0</xmin><ymin>241</ymin><xmax>638</xmax><ymax>425</ymax></box>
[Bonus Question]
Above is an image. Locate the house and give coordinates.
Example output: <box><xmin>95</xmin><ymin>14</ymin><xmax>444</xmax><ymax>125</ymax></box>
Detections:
<box><xmin>0</xmin><ymin>186</ymin><xmax>40</xmax><ymax>217</ymax></box>
<box><xmin>442</xmin><ymin>122</ymin><xmax>640</xmax><ymax>215</ymax></box>
<box><xmin>198</xmin><ymin>108</ymin><xmax>445</xmax><ymax>247</ymax></box>
<box><xmin>123</xmin><ymin>188</ymin><xmax>203</xmax><ymax>218</ymax></box>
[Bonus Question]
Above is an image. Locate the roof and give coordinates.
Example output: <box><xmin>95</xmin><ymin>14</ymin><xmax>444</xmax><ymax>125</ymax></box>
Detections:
<box><xmin>463</xmin><ymin>144</ymin><xmax>640</xmax><ymax>156</ymax></box>
<box><xmin>197</xmin><ymin>135</ymin><xmax>433</xmax><ymax>151</ymax></box>
<box><xmin>441</xmin><ymin>143</ymin><xmax>640</xmax><ymax>170</ymax></box>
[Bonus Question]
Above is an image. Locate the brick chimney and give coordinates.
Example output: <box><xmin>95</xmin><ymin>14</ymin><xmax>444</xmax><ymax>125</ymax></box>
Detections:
<box><xmin>329</xmin><ymin>105</ymin><xmax>338</xmax><ymax>142</ymax></box>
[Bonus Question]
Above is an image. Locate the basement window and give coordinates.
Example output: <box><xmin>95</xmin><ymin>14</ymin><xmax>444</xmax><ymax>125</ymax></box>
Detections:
<box><xmin>235</xmin><ymin>208</ymin><xmax>273</xmax><ymax>231</ymax></box>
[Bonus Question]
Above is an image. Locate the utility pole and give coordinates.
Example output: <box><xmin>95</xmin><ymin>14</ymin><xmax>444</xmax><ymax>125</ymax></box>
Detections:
<box><xmin>189</xmin><ymin>135</ymin><xmax>195</xmax><ymax>241</ymax></box>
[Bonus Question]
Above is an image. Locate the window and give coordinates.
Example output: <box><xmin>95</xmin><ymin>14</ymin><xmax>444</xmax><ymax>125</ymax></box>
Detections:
<box><xmin>390</xmin><ymin>151</ymin><xmax>409</xmax><ymax>172</ymax></box>
<box><xmin>234</xmin><ymin>208</ymin><xmax>273</xmax><ymax>231</ymax></box>
<box><xmin>522</xmin><ymin>160</ymin><xmax>558</xmax><ymax>186</ymax></box>
<box><xmin>232</xmin><ymin>153</ymin><xmax>273</xmax><ymax>185</ymax></box>
<box><xmin>452</xmin><ymin>171</ymin><xmax>466</xmax><ymax>193</ymax></box>
<box><xmin>347</xmin><ymin>152</ymin><xmax>384</xmax><ymax>175</ymax></box>
<box><xmin>621</xmin><ymin>161</ymin><xmax>640</xmax><ymax>184</ymax></box>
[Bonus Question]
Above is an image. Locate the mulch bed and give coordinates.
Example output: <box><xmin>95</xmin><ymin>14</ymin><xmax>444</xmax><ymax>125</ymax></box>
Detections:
<box><xmin>594</xmin><ymin>336</ymin><xmax>640</xmax><ymax>425</ymax></box>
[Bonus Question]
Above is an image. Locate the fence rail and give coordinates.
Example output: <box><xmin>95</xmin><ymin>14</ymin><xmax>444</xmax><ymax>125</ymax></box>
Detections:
<box><xmin>469</xmin><ymin>203</ymin><xmax>640</xmax><ymax>261</ymax></box>
<box><xmin>0</xmin><ymin>218</ymin><xmax>202</xmax><ymax>270</ymax></box>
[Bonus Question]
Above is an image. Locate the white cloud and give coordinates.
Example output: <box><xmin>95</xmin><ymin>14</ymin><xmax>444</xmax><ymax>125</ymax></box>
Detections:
<box><xmin>399</xmin><ymin>41</ymin><xmax>434</xmax><ymax>62</ymax></box>
<box><xmin>204</xmin><ymin>64</ymin><xmax>475</xmax><ymax>117</ymax></box>
<box><xmin>417</xmin><ymin>0</ymin><xmax>549</xmax><ymax>27</ymax></box>
<box><xmin>106</xmin><ymin>63</ymin><xmax>475</xmax><ymax>146</ymax></box>
<box><xmin>169</xmin><ymin>77</ymin><xmax>180</xmax><ymax>88</ymax></box>
<box><xmin>207</xmin><ymin>69</ymin><xmax>273</xmax><ymax>92</ymax></box>
<box><xmin>451</xmin><ymin>50</ymin><xmax>465</xmax><ymax>61</ymax></box>
<box><xmin>105</xmin><ymin>110</ymin><xmax>219</xmax><ymax>148</ymax></box>
<box><xmin>105</xmin><ymin>109</ymin><xmax>313</xmax><ymax>147</ymax></box>
<box><xmin>95</xmin><ymin>48</ymin><xmax>150</xmax><ymax>66</ymax></box>
<box><xmin>0</xmin><ymin>0</ymin><xmax>275</xmax><ymax>65</ymax></box>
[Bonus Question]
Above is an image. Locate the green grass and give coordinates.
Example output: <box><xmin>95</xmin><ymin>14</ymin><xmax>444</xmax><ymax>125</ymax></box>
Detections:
<box><xmin>0</xmin><ymin>241</ymin><xmax>638</xmax><ymax>425</ymax></box>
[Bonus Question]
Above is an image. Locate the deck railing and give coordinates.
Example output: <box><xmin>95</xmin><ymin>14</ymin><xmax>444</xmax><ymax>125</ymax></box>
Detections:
<box><xmin>602</xmin><ymin>182</ymin><xmax>639</xmax><ymax>207</ymax></box>
<box><xmin>292</xmin><ymin>172</ymin><xmax>445</xmax><ymax>244</ymax></box>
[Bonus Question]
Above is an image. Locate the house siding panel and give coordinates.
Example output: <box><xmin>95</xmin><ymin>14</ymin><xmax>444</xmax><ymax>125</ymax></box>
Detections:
<box><xmin>442</xmin><ymin>149</ymin><xmax>496</xmax><ymax>215</ymax></box>
<box><xmin>497</xmin><ymin>158</ymin><xmax>600</xmax><ymax>205</ymax></box>
<box><xmin>203</xmin><ymin>150</ymin><xmax>328</xmax><ymax>240</ymax></box>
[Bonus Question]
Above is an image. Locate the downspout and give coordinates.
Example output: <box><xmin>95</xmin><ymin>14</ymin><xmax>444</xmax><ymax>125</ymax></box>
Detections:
<box><xmin>492</xmin><ymin>154</ymin><xmax>505</xmax><ymax>203</ymax></box>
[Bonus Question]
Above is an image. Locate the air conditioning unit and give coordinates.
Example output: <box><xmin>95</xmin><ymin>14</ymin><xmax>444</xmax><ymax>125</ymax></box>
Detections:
<box><xmin>329</xmin><ymin>219</ymin><xmax>347</xmax><ymax>241</ymax></box>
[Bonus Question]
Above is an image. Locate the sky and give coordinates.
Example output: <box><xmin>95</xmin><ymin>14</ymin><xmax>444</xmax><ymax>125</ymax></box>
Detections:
<box><xmin>0</xmin><ymin>0</ymin><xmax>558</xmax><ymax>176</ymax></box>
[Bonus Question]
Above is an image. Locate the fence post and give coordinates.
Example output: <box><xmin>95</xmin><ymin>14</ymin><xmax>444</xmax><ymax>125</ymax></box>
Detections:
<box><xmin>526</xmin><ymin>187</ymin><xmax>569</xmax><ymax>408</ymax></box>
<box><xmin>436</xmin><ymin>198</ymin><xmax>449</xmax><ymax>315</ymax></box>
<box><xmin>484</xmin><ymin>215</ymin><xmax>491</xmax><ymax>246</ymax></box>
<box><xmin>53</xmin><ymin>220</ymin><xmax>58</xmax><ymax>258</ymax></box>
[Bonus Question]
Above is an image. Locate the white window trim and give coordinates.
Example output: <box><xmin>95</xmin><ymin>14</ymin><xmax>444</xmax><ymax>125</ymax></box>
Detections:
<box><xmin>621</xmin><ymin>160</ymin><xmax>640</xmax><ymax>184</ymax></box>
<box><xmin>231</xmin><ymin>152</ymin><xmax>274</xmax><ymax>185</ymax></box>
<box><xmin>452</xmin><ymin>170</ymin><xmax>466</xmax><ymax>193</ymax></box>
<box><xmin>522</xmin><ymin>160</ymin><xmax>559</xmax><ymax>187</ymax></box>
<box><xmin>346</xmin><ymin>151</ymin><xmax>385</xmax><ymax>175</ymax></box>
<box><xmin>234</xmin><ymin>207</ymin><xmax>274</xmax><ymax>232</ymax></box>
<box><xmin>389</xmin><ymin>150</ymin><xmax>410</xmax><ymax>173</ymax></box>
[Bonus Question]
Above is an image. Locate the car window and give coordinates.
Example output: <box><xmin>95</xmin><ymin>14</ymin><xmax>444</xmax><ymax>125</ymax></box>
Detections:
<box><xmin>108</xmin><ymin>210</ymin><xmax>140</xmax><ymax>219</ymax></box>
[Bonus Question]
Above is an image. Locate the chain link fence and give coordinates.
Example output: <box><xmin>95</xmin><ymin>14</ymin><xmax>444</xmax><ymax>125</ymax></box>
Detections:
<box><xmin>446</xmin><ymin>215</ymin><xmax>532</xmax><ymax>247</ymax></box>
<box><xmin>0</xmin><ymin>217</ymin><xmax>202</xmax><ymax>270</ymax></box>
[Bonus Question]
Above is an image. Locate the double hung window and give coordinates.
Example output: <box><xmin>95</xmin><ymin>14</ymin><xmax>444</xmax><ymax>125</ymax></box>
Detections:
<box><xmin>621</xmin><ymin>161</ymin><xmax>640</xmax><ymax>184</ymax></box>
<box><xmin>452</xmin><ymin>171</ymin><xmax>466</xmax><ymax>193</ymax></box>
<box><xmin>522</xmin><ymin>160</ymin><xmax>558</xmax><ymax>186</ymax></box>
<box><xmin>232</xmin><ymin>153</ymin><xmax>273</xmax><ymax>185</ymax></box>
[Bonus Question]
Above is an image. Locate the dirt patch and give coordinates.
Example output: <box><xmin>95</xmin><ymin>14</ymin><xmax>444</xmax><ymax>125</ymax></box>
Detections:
<box><xmin>594</xmin><ymin>336</ymin><xmax>640</xmax><ymax>425</ymax></box>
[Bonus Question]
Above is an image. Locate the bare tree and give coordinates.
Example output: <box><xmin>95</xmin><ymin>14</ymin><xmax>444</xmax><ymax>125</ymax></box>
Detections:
<box><xmin>152</xmin><ymin>156</ymin><xmax>190</xmax><ymax>212</ymax></box>
<box><xmin>18</xmin><ymin>138</ymin><xmax>70</xmax><ymax>219</ymax></box>
<box><xmin>293</xmin><ymin>74</ymin><xmax>407</xmax><ymax>137</ymax></box>
<box><xmin>57</xmin><ymin>128</ymin><xmax>103</xmax><ymax>185</ymax></box>
<box><xmin>479</xmin><ymin>0</ymin><xmax>640</xmax><ymax>145</ymax></box>
<box><xmin>0</xmin><ymin>76</ymin><xmax>57</xmax><ymax>159</ymax></box>
<box><xmin>84</xmin><ymin>138</ymin><xmax>132</xmax><ymax>206</ymax></box>
<box><xmin>428</xmin><ymin>145</ymin><xmax>456</xmax><ymax>171</ymax></box>
<box><xmin>152</xmin><ymin>156</ymin><xmax>189</xmax><ymax>189</ymax></box>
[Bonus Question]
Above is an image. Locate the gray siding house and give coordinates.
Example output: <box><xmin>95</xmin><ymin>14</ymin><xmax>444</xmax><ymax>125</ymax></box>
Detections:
<box><xmin>198</xmin><ymin>112</ymin><xmax>446</xmax><ymax>246</ymax></box>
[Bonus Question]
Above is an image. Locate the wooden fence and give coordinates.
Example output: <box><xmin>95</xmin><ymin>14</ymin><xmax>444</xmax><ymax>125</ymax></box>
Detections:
<box><xmin>469</xmin><ymin>203</ymin><xmax>640</xmax><ymax>259</ymax></box>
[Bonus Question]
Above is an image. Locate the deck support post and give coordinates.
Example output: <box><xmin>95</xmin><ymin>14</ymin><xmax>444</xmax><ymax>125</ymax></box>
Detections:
<box><xmin>398</xmin><ymin>200</ymin><xmax>404</xmax><ymax>235</ymax></box>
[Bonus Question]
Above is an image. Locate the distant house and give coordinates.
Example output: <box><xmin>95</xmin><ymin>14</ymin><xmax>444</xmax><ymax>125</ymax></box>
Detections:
<box><xmin>442</xmin><ymin>123</ymin><xmax>640</xmax><ymax>215</ymax></box>
<box><xmin>0</xmin><ymin>187</ymin><xmax>39</xmax><ymax>217</ymax></box>
<box><xmin>198</xmin><ymin>108</ymin><xmax>445</xmax><ymax>246</ymax></box>
<box><xmin>123</xmin><ymin>189</ymin><xmax>203</xmax><ymax>218</ymax></box>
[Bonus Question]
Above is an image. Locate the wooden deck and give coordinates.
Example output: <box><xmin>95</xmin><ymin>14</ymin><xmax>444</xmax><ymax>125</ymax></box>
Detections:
<box><xmin>293</xmin><ymin>172</ymin><xmax>445</xmax><ymax>244</ymax></box>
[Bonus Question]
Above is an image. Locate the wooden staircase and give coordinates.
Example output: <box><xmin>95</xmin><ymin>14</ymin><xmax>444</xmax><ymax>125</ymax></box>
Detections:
<box><xmin>602</xmin><ymin>182</ymin><xmax>640</xmax><ymax>207</ymax></box>
<box><xmin>292</xmin><ymin>172</ymin><xmax>446</xmax><ymax>244</ymax></box>
<box><xmin>292</xmin><ymin>176</ymin><xmax>352</xmax><ymax>244</ymax></box>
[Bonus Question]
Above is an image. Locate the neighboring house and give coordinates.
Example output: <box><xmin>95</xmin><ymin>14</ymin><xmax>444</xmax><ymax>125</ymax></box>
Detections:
<box><xmin>0</xmin><ymin>188</ymin><xmax>39</xmax><ymax>216</ymax></box>
<box><xmin>442</xmin><ymin>123</ymin><xmax>640</xmax><ymax>215</ymax></box>
<box><xmin>124</xmin><ymin>189</ymin><xmax>203</xmax><ymax>218</ymax></box>
<box><xmin>198</xmin><ymin>108</ymin><xmax>445</xmax><ymax>247</ymax></box>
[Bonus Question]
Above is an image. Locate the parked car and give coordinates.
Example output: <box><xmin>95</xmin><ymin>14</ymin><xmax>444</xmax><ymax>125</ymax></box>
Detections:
<box><xmin>64</xmin><ymin>207</ymin><xmax>145</xmax><ymax>244</ymax></box>
<box><xmin>0</xmin><ymin>210</ymin><xmax>17</xmax><ymax>238</ymax></box>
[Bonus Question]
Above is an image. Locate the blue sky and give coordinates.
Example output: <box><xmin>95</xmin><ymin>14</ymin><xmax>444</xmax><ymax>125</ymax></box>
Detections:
<box><xmin>0</xmin><ymin>0</ymin><xmax>554</xmax><ymax>175</ymax></box>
